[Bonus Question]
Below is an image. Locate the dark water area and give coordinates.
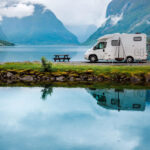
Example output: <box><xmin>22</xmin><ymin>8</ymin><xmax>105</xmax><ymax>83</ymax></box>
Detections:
<box><xmin>0</xmin><ymin>87</ymin><xmax>150</xmax><ymax>150</ymax></box>
<box><xmin>0</xmin><ymin>45</ymin><xmax>89</xmax><ymax>62</ymax></box>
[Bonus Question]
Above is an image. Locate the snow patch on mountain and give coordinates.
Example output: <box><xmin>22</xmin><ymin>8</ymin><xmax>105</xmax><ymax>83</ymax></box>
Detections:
<box><xmin>110</xmin><ymin>13</ymin><xmax>123</xmax><ymax>25</ymax></box>
<box><xmin>129</xmin><ymin>15</ymin><xmax>150</xmax><ymax>32</ymax></box>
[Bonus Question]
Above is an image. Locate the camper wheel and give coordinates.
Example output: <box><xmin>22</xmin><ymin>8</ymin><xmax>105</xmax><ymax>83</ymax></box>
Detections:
<box><xmin>89</xmin><ymin>55</ymin><xmax>98</xmax><ymax>63</ymax></box>
<box><xmin>126</xmin><ymin>56</ymin><xmax>134</xmax><ymax>63</ymax></box>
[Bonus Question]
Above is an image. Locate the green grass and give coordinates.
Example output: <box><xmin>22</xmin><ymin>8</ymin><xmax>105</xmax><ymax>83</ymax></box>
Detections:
<box><xmin>0</xmin><ymin>62</ymin><xmax>41</xmax><ymax>70</ymax></box>
<box><xmin>0</xmin><ymin>62</ymin><xmax>150</xmax><ymax>75</ymax></box>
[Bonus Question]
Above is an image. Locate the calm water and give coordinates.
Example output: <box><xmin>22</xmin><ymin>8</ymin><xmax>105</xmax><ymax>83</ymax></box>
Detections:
<box><xmin>0</xmin><ymin>45</ymin><xmax>149</xmax><ymax>62</ymax></box>
<box><xmin>0</xmin><ymin>87</ymin><xmax>150</xmax><ymax>150</ymax></box>
<box><xmin>0</xmin><ymin>45</ymin><xmax>90</xmax><ymax>62</ymax></box>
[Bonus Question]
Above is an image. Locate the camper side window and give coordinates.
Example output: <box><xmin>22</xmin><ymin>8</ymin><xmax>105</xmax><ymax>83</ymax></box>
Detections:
<box><xmin>133</xmin><ymin>104</ymin><xmax>141</xmax><ymax>109</ymax></box>
<box><xmin>111</xmin><ymin>40</ymin><xmax>120</xmax><ymax>46</ymax></box>
<box><xmin>133</xmin><ymin>37</ymin><xmax>142</xmax><ymax>41</ymax></box>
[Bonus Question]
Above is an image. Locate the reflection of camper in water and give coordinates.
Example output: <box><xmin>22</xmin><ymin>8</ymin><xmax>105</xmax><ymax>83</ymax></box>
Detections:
<box><xmin>93</xmin><ymin>93</ymin><xmax>106</xmax><ymax>102</ymax></box>
<box><xmin>87</xmin><ymin>88</ymin><xmax>148</xmax><ymax>112</ymax></box>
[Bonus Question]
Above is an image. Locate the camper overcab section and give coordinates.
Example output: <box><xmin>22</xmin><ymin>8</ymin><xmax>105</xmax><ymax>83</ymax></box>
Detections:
<box><xmin>84</xmin><ymin>33</ymin><xmax>147</xmax><ymax>63</ymax></box>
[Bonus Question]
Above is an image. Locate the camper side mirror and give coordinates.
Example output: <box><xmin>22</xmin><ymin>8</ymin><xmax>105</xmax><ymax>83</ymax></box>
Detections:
<box><xmin>93</xmin><ymin>46</ymin><xmax>96</xmax><ymax>50</ymax></box>
<box><xmin>103</xmin><ymin>49</ymin><xmax>105</xmax><ymax>52</ymax></box>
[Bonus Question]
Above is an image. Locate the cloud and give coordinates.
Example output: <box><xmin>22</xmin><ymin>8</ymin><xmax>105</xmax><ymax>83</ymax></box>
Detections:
<box><xmin>0</xmin><ymin>0</ymin><xmax>111</xmax><ymax>27</ymax></box>
<box><xmin>31</xmin><ymin>0</ymin><xmax>112</xmax><ymax>27</ymax></box>
<box><xmin>0</xmin><ymin>2</ymin><xmax>34</xmax><ymax>19</ymax></box>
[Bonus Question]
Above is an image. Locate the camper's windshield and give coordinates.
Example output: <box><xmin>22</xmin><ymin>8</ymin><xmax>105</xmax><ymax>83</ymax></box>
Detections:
<box><xmin>94</xmin><ymin>42</ymin><xmax>107</xmax><ymax>50</ymax></box>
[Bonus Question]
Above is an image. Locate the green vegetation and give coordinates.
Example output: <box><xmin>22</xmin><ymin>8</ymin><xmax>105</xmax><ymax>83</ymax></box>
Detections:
<box><xmin>0</xmin><ymin>62</ymin><xmax>41</xmax><ymax>70</ymax></box>
<box><xmin>41</xmin><ymin>57</ymin><xmax>52</xmax><ymax>72</ymax></box>
<box><xmin>0</xmin><ymin>62</ymin><xmax>150</xmax><ymax>76</ymax></box>
<box><xmin>51</xmin><ymin>64</ymin><xmax>150</xmax><ymax>75</ymax></box>
<box><xmin>0</xmin><ymin>62</ymin><xmax>150</xmax><ymax>87</ymax></box>
<box><xmin>41</xmin><ymin>86</ymin><xmax>53</xmax><ymax>100</ymax></box>
<box><xmin>0</xmin><ymin>40</ymin><xmax>15</xmax><ymax>46</ymax></box>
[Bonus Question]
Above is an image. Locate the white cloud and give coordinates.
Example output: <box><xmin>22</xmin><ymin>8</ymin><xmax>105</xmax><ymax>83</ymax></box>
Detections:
<box><xmin>0</xmin><ymin>3</ymin><xmax>34</xmax><ymax>19</ymax></box>
<box><xmin>0</xmin><ymin>0</ymin><xmax>111</xmax><ymax>27</ymax></box>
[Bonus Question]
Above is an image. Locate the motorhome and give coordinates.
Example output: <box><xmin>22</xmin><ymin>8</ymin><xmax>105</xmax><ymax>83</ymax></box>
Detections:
<box><xmin>84</xmin><ymin>33</ymin><xmax>148</xmax><ymax>63</ymax></box>
<box><xmin>86</xmin><ymin>88</ymin><xmax>147</xmax><ymax>111</ymax></box>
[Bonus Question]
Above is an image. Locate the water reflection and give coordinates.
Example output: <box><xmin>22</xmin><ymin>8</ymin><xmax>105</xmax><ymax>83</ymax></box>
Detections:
<box><xmin>41</xmin><ymin>86</ymin><xmax>53</xmax><ymax>100</ymax></box>
<box><xmin>0</xmin><ymin>87</ymin><xmax>150</xmax><ymax>150</ymax></box>
<box><xmin>87</xmin><ymin>88</ymin><xmax>150</xmax><ymax>112</ymax></box>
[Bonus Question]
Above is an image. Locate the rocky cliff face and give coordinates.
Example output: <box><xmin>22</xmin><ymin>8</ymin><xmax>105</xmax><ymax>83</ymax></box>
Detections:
<box><xmin>85</xmin><ymin>0</ymin><xmax>150</xmax><ymax>45</ymax></box>
<box><xmin>0</xmin><ymin>4</ymin><xmax>79</xmax><ymax>45</ymax></box>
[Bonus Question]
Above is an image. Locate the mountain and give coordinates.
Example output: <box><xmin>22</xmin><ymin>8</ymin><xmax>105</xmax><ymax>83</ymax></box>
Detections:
<box><xmin>0</xmin><ymin>40</ymin><xmax>15</xmax><ymax>46</ymax></box>
<box><xmin>66</xmin><ymin>25</ymin><xmax>97</xmax><ymax>43</ymax></box>
<box><xmin>0</xmin><ymin>4</ymin><xmax>79</xmax><ymax>45</ymax></box>
<box><xmin>0</xmin><ymin>26</ymin><xmax>14</xmax><ymax>46</ymax></box>
<box><xmin>0</xmin><ymin>26</ymin><xmax>7</xmax><ymax>41</ymax></box>
<box><xmin>84</xmin><ymin>0</ymin><xmax>150</xmax><ymax>45</ymax></box>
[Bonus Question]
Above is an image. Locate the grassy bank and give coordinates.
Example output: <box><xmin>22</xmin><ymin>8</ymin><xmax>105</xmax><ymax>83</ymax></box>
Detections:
<box><xmin>0</xmin><ymin>62</ymin><xmax>150</xmax><ymax>85</ymax></box>
<box><xmin>0</xmin><ymin>62</ymin><xmax>150</xmax><ymax>75</ymax></box>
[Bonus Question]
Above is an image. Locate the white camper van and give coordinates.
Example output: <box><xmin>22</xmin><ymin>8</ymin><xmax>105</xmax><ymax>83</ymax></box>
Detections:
<box><xmin>84</xmin><ymin>33</ymin><xmax>148</xmax><ymax>63</ymax></box>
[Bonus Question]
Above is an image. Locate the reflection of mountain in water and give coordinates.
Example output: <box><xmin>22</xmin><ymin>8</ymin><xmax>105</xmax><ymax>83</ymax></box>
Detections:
<box><xmin>86</xmin><ymin>88</ymin><xmax>150</xmax><ymax>112</ymax></box>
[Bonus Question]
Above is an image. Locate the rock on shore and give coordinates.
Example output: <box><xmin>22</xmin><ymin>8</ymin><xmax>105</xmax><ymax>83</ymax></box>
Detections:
<box><xmin>0</xmin><ymin>69</ymin><xmax>149</xmax><ymax>85</ymax></box>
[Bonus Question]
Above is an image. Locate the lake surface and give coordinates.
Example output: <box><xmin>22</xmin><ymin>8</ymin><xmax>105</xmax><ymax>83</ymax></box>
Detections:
<box><xmin>0</xmin><ymin>45</ymin><xmax>149</xmax><ymax>63</ymax></box>
<box><xmin>0</xmin><ymin>45</ymin><xmax>90</xmax><ymax>62</ymax></box>
<box><xmin>0</xmin><ymin>87</ymin><xmax>150</xmax><ymax>150</ymax></box>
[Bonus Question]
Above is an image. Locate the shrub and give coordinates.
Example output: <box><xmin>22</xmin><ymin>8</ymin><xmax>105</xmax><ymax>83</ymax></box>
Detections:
<box><xmin>41</xmin><ymin>57</ymin><xmax>52</xmax><ymax>72</ymax></box>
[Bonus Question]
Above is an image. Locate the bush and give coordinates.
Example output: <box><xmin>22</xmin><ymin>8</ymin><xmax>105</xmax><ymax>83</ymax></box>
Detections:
<box><xmin>41</xmin><ymin>57</ymin><xmax>52</xmax><ymax>72</ymax></box>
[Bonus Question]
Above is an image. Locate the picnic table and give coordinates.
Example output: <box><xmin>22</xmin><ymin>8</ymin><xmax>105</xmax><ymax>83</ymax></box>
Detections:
<box><xmin>53</xmin><ymin>55</ymin><xmax>71</xmax><ymax>62</ymax></box>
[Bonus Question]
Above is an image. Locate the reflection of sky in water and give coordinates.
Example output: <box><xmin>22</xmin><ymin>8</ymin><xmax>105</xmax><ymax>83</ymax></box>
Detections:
<box><xmin>0</xmin><ymin>87</ymin><xmax>150</xmax><ymax>150</ymax></box>
<box><xmin>0</xmin><ymin>45</ymin><xmax>90</xmax><ymax>62</ymax></box>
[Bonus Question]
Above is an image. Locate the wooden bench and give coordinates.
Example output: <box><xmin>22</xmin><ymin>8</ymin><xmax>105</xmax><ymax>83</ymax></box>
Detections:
<box><xmin>53</xmin><ymin>55</ymin><xmax>71</xmax><ymax>62</ymax></box>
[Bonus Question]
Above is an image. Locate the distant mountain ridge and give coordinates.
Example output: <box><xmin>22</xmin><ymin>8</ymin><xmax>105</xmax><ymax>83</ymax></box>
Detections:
<box><xmin>0</xmin><ymin>26</ymin><xmax>14</xmax><ymax>46</ymax></box>
<box><xmin>67</xmin><ymin>25</ymin><xmax>97</xmax><ymax>43</ymax></box>
<box><xmin>0</xmin><ymin>40</ymin><xmax>15</xmax><ymax>46</ymax></box>
<box><xmin>84</xmin><ymin>0</ymin><xmax>150</xmax><ymax>45</ymax></box>
<box><xmin>0</xmin><ymin>4</ymin><xmax>79</xmax><ymax>45</ymax></box>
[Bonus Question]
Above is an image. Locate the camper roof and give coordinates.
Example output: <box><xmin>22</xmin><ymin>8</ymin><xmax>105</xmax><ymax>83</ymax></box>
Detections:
<box><xmin>98</xmin><ymin>33</ymin><xmax>120</xmax><ymax>41</ymax></box>
<box><xmin>97</xmin><ymin>33</ymin><xmax>146</xmax><ymax>42</ymax></box>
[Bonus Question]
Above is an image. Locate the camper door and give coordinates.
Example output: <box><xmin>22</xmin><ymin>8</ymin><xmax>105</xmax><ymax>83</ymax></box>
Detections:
<box><xmin>93</xmin><ymin>42</ymin><xmax>107</xmax><ymax>59</ymax></box>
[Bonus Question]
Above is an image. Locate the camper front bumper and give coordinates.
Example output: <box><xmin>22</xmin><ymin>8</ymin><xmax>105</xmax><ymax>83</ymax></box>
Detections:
<box><xmin>84</xmin><ymin>54</ymin><xmax>89</xmax><ymax>60</ymax></box>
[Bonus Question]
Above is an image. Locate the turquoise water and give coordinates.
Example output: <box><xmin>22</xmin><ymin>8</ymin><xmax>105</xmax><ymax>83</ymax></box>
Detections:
<box><xmin>0</xmin><ymin>45</ymin><xmax>149</xmax><ymax>63</ymax></box>
<box><xmin>0</xmin><ymin>87</ymin><xmax>150</xmax><ymax>150</ymax></box>
<box><xmin>0</xmin><ymin>45</ymin><xmax>89</xmax><ymax>62</ymax></box>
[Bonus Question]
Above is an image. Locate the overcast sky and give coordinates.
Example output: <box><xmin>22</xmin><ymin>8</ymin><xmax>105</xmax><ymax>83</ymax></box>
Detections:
<box><xmin>0</xmin><ymin>0</ymin><xmax>112</xmax><ymax>27</ymax></box>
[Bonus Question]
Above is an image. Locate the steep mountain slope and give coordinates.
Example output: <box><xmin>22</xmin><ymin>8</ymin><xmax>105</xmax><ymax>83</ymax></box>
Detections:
<box><xmin>1</xmin><ymin>4</ymin><xmax>79</xmax><ymax>45</ymax></box>
<box><xmin>0</xmin><ymin>26</ymin><xmax>7</xmax><ymax>41</ymax></box>
<box><xmin>85</xmin><ymin>0</ymin><xmax>150</xmax><ymax>45</ymax></box>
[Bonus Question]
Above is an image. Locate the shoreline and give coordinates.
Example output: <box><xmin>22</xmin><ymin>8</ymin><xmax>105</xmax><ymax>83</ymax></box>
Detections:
<box><xmin>1</xmin><ymin>62</ymin><xmax>150</xmax><ymax>86</ymax></box>
<box><xmin>1</xmin><ymin>82</ymin><xmax>150</xmax><ymax>89</ymax></box>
